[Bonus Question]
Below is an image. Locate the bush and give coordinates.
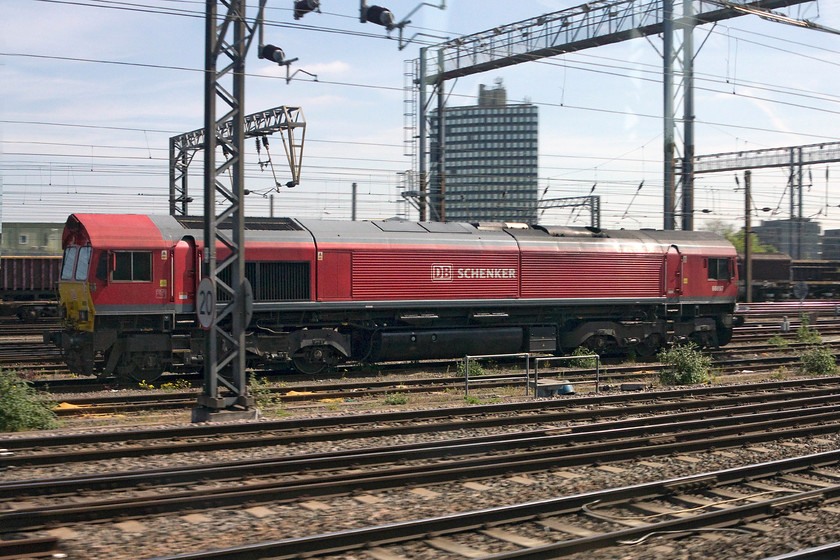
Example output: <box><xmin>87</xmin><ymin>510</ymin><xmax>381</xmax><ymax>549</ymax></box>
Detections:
<box><xmin>766</xmin><ymin>334</ymin><xmax>789</xmax><ymax>348</ymax></box>
<box><xmin>800</xmin><ymin>346</ymin><xmax>837</xmax><ymax>376</ymax></box>
<box><xmin>568</xmin><ymin>346</ymin><xmax>598</xmax><ymax>369</ymax></box>
<box><xmin>383</xmin><ymin>393</ymin><xmax>408</xmax><ymax>405</ymax></box>
<box><xmin>248</xmin><ymin>374</ymin><xmax>284</xmax><ymax>410</ymax></box>
<box><xmin>797</xmin><ymin>315</ymin><xmax>822</xmax><ymax>344</ymax></box>
<box><xmin>658</xmin><ymin>343</ymin><xmax>711</xmax><ymax>385</ymax></box>
<box><xmin>0</xmin><ymin>369</ymin><xmax>59</xmax><ymax>431</ymax></box>
<box><xmin>456</xmin><ymin>359</ymin><xmax>485</xmax><ymax>377</ymax></box>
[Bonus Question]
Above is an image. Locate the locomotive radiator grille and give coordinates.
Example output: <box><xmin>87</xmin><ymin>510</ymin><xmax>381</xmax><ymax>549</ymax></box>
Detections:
<box><xmin>217</xmin><ymin>261</ymin><xmax>310</xmax><ymax>302</ymax></box>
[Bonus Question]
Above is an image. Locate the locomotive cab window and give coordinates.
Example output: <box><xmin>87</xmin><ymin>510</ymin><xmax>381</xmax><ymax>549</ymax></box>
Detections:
<box><xmin>61</xmin><ymin>247</ymin><xmax>78</xmax><ymax>280</ymax></box>
<box><xmin>707</xmin><ymin>257</ymin><xmax>732</xmax><ymax>281</ymax></box>
<box><xmin>74</xmin><ymin>247</ymin><xmax>92</xmax><ymax>281</ymax></box>
<box><xmin>112</xmin><ymin>251</ymin><xmax>153</xmax><ymax>282</ymax></box>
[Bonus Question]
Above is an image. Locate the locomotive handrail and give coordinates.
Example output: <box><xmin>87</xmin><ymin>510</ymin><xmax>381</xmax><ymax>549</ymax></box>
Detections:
<box><xmin>463</xmin><ymin>353</ymin><xmax>533</xmax><ymax>398</ymax></box>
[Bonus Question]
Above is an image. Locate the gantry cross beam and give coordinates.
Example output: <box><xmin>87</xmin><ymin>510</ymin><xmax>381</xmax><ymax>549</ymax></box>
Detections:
<box><xmin>170</xmin><ymin>105</ymin><xmax>305</xmax><ymax>217</ymax></box>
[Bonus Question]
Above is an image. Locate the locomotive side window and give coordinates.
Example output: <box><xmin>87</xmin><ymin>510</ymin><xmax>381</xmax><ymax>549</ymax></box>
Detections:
<box><xmin>61</xmin><ymin>247</ymin><xmax>78</xmax><ymax>280</ymax></box>
<box><xmin>112</xmin><ymin>251</ymin><xmax>153</xmax><ymax>282</ymax></box>
<box><xmin>74</xmin><ymin>247</ymin><xmax>92</xmax><ymax>281</ymax></box>
<box><xmin>708</xmin><ymin>257</ymin><xmax>731</xmax><ymax>281</ymax></box>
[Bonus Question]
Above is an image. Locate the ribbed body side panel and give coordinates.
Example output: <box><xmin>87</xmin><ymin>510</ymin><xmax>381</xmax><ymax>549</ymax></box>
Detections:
<box><xmin>351</xmin><ymin>250</ymin><xmax>519</xmax><ymax>300</ymax></box>
<box><xmin>520</xmin><ymin>253</ymin><xmax>663</xmax><ymax>298</ymax></box>
<box><xmin>1</xmin><ymin>256</ymin><xmax>62</xmax><ymax>293</ymax></box>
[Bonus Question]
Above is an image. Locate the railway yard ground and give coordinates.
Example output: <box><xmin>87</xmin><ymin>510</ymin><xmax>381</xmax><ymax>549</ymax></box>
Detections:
<box><xmin>6</xmin><ymin>302</ymin><xmax>840</xmax><ymax>559</ymax></box>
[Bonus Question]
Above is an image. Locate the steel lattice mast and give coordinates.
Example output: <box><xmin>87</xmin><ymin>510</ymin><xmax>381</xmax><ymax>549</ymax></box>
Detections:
<box><xmin>195</xmin><ymin>0</ymin><xmax>255</xmax><ymax>418</ymax></box>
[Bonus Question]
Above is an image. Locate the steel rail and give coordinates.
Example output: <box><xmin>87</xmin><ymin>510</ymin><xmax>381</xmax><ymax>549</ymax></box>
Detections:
<box><xmin>6</xmin><ymin>382</ymin><xmax>840</xmax><ymax>467</ymax></box>
<box><xmin>5</xmin><ymin>394</ymin><xmax>840</xmax><ymax>499</ymax></box>
<box><xmin>4</xmin><ymin>378</ymin><xmax>840</xmax><ymax>461</ymax></box>
<box><xmin>4</xmin><ymin>404</ymin><xmax>840</xmax><ymax>531</ymax></box>
<box><xmin>761</xmin><ymin>542</ymin><xmax>840</xmax><ymax>560</ymax></box>
<box><xmin>40</xmin><ymin>347</ymin><xmax>840</xmax><ymax>415</ymax></box>
<box><xmin>143</xmin><ymin>449</ymin><xmax>840</xmax><ymax>560</ymax></box>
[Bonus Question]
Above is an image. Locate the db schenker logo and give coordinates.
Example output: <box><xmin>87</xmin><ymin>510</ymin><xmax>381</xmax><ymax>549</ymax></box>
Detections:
<box><xmin>431</xmin><ymin>264</ymin><xmax>453</xmax><ymax>282</ymax></box>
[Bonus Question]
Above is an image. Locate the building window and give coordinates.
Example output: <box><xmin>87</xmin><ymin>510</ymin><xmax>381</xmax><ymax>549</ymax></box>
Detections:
<box><xmin>19</xmin><ymin>234</ymin><xmax>28</xmax><ymax>245</ymax></box>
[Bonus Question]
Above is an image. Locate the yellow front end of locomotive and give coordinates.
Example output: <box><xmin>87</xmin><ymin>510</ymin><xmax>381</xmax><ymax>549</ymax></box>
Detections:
<box><xmin>58</xmin><ymin>281</ymin><xmax>95</xmax><ymax>332</ymax></box>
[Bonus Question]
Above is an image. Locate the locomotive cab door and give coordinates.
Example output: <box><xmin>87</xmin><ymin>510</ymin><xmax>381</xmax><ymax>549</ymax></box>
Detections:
<box><xmin>172</xmin><ymin>238</ymin><xmax>198</xmax><ymax>313</ymax></box>
<box><xmin>665</xmin><ymin>244</ymin><xmax>683</xmax><ymax>297</ymax></box>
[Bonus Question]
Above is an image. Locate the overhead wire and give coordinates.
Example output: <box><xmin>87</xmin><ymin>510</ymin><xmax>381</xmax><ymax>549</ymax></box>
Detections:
<box><xmin>9</xmin><ymin>0</ymin><xmax>840</xmax><ymax>225</ymax></box>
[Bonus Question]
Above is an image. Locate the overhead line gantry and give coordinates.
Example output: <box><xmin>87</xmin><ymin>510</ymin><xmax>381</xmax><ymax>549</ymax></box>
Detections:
<box><xmin>406</xmin><ymin>0</ymin><xmax>814</xmax><ymax>229</ymax></box>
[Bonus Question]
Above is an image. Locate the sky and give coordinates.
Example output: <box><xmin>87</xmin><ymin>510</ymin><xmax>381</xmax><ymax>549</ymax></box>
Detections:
<box><xmin>2</xmin><ymin>0</ymin><xmax>840</xmax><ymax>234</ymax></box>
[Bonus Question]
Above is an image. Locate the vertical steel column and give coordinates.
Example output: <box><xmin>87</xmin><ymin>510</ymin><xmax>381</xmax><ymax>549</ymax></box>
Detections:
<box><xmin>197</xmin><ymin>0</ymin><xmax>253</xmax><ymax>414</ymax></box>
<box><xmin>169</xmin><ymin>137</ymin><xmax>191</xmax><ymax>217</ymax></box>
<box><xmin>789</xmin><ymin>148</ymin><xmax>795</xmax><ymax>256</ymax></box>
<box><xmin>797</xmin><ymin>146</ymin><xmax>804</xmax><ymax>259</ymax></box>
<box><xmin>662</xmin><ymin>0</ymin><xmax>676</xmax><ymax>230</ymax></box>
<box><xmin>351</xmin><ymin>182</ymin><xmax>357</xmax><ymax>220</ymax></box>
<box><xmin>745</xmin><ymin>170</ymin><xmax>752</xmax><ymax>303</ymax></box>
<box><xmin>681</xmin><ymin>0</ymin><xmax>695</xmax><ymax>231</ymax></box>
<box><xmin>418</xmin><ymin>47</ymin><xmax>428</xmax><ymax>221</ymax></box>
<box><xmin>202</xmin><ymin>0</ymin><xmax>220</xmax><ymax>404</ymax></box>
<box><xmin>436</xmin><ymin>48</ymin><xmax>446</xmax><ymax>222</ymax></box>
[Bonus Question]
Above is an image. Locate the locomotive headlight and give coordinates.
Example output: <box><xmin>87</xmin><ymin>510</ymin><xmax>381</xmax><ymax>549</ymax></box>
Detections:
<box><xmin>78</xmin><ymin>309</ymin><xmax>89</xmax><ymax>321</ymax></box>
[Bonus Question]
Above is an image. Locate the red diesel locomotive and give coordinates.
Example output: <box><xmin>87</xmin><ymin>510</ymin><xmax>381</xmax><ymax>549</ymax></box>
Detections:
<box><xmin>50</xmin><ymin>213</ymin><xmax>738</xmax><ymax>382</ymax></box>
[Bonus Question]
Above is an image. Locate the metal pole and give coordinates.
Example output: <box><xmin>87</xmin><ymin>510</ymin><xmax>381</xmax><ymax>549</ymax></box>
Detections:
<box><xmin>798</xmin><ymin>147</ymin><xmax>804</xmax><ymax>259</ymax></box>
<box><xmin>352</xmin><ymin>182</ymin><xmax>357</xmax><ymax>221</ymax></box>
<box><xmin>418</xmin><ymin>47</ymin><xmax>428</xmax><ymax>222</ymax></box>
<box><xmin>202</xmin><ymin>0</ymin><xmax>219</xmax><ymax>403</ymax></box>
<box><xmin>464</xmin><ymin>356</ymin><xmax>469</xmax><ymax>397</ymax></box>
<box><xmin>437</xmin><ymin>48</ymin><xmax>446</xmax><ymax>222</ymax></box>
<box><xmin>231</xmin><ymin>6</ymin><xmax>248</xmax><ymax>402</ymax></box>
<box><xmin>745</xmin><ymin>170</ymin><xmax>753</xmax><ymax>303</ymax></box>
<box><xmin>663</xmin><ymin>0</ymin><xmax>675</xmax><ymax>230</ymax></box>
<box><xmin>595</xmin><ymin>356</ymin><xmax>600</xmax><ymax>394</ymax></box>
<box><xmin>681</xmin><ymin>0</ymin><xmax>695</xmax><ymax>231</ymax></box>
<box><xmin>789</xmin><ymin>148</ymin><xmax>795</xmax><ymax>256</ymax></box>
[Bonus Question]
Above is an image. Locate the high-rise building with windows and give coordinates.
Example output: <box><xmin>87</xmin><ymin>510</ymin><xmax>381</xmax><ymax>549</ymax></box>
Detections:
<box><xmin>429</xmin><ymin>80</ymin><xmax>539</xmax><ymax>223</ymax></box>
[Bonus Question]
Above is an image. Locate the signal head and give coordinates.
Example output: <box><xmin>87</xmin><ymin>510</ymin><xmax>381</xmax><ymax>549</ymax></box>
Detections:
<box><xmin>293</xmin><ymin>0</ymin><xmax>319</xmax><ymax>20</ymax></box>
<box><xmin>259</xmin><ymin>44</ymin><xmax>286</xmax><ymax>65</ymax></box>
<box><xmin>363</xmin><ymin>5</ymin><xmax>395</xmax><ymax>29</ymax></box>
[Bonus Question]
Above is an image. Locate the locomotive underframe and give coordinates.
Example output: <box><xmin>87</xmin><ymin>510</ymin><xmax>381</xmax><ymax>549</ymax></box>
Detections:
<box><xmin>54</xmin><ymin>298</ymin><xmax>734</xmax><ymax>381</ymax></box>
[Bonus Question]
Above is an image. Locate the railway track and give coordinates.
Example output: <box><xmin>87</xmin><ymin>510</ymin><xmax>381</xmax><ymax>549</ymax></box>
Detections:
<box><xmin>5</xmin><ymin>377</ymin><xmax>840</xmax><ymax>466</ymax></box>
<box><xmin>141</xmin><ymin>450</ymin><xmax>840</xmax><ymax>560</ymax></box>
<box><xmin>32</xmin><ymin>342</ymin><xmax>840</xmax><ymax>415</ymax></box>
<box><xmin>5</xmin><ymin>379</ymin><xmax>840</xmax><ymax>558</ymax></box>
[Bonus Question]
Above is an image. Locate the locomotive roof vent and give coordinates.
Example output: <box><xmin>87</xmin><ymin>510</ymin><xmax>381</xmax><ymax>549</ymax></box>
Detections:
<box><xmin>176</xmin><ymin>216</ymin><xmax>303</xmax><ymax>231</ymax></box>
<box><xmin>534</xmin><ymin>225</ymin><xmax>605</xmax><ymax>238</ymax></box>
<box><xmin>474</xmin><ymin>222</ymin><xmax>531</xmax><ymax>231</ymax></box>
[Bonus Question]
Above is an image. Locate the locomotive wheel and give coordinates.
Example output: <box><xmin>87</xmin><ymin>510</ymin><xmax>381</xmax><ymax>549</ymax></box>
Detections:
<box><xmin>634</xmin><ymin>334</ymin><xmax>663</xmax><ymax>358</ymax></box>
<box><xmin>292</xmin><ymin>346</ymin><xmax>335</xmax><ymax>375</ymax></box>
<box><xmin>117</xmin><ymin>352</ymin><xmax>165</xmax><ymax>384</ymax></box>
